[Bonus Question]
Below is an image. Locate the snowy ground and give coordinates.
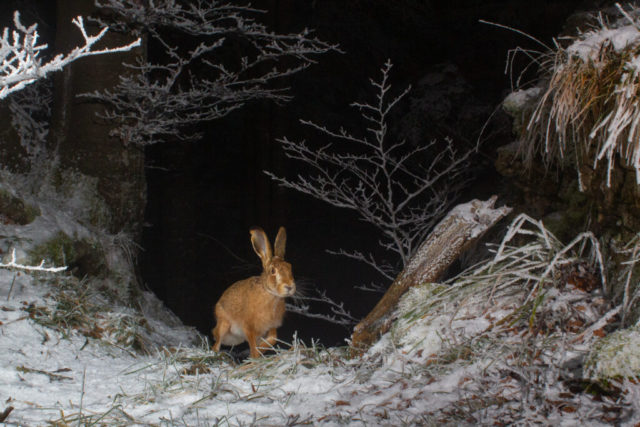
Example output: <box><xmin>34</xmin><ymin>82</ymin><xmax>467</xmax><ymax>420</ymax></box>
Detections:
<box><xmin>5</xmin><ymin>3</ymin><xmax>640</xmax><ymax>425</ymax></box>
<box><xmin>0</xmin><ymin>180</ymin><xmax>638</xmax><ymax>426</ymax></box>
<box><xmin>1</xmin><ymin>214</ymin><xmax>640</xmax><ymax>426</ymax></box>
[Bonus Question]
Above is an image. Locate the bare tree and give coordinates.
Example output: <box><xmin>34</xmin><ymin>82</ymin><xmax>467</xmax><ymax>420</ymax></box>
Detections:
<box><xmin>267</xmin><ymin>60</ymin><xmax>475</xmax><ymax>281</ymax></box>
<box><xmin>80</xmin><ymin>0</ymin><xmax>339</xmax><ymax>146</ymax></box>
<box><xmin>0</xmin><ymin>11</ymin><xmax>140</xmax><ymax>99</ymax></box>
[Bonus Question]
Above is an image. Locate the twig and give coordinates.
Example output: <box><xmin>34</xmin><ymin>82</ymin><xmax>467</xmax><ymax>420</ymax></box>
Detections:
<box><xmin>7</xmin><ymin>274</ymin><xmax>17</xmax><ymax>301</ymax></box>
<box><xmin>0</xmin><ymin>249</ymin><xmax>67</xmax><ymax>272</ymax></box>
<box><xmin>79</xmin><ymin>366</ymin><xmax>86</xmax><ymax>422</ymax></box>
<box><xmin>573</xmin><ymin>305</ymin><xmax>622</xmax><ymax>343</ymax></box>
<box><xmin>0</xmin><ymin>406</ymin><xmax>13</xmax><ymax>423</ymax></box>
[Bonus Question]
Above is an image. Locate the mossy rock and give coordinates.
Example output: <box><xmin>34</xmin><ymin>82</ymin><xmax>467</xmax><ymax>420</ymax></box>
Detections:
<box><xmin>51</xmin><ymin>169</ymin><xmax>113</xmax><ymax>229</ymax></box>
<box><xmin>0</xmin><ymin>188</ymin><xmax>40</xmax><ymax>225</ymax></box>
<box><xmin>584</xmin><ymin>326</ymin><xmax>640</xmax><ymax>383</ymax></box>
<box><xmin>502</xmin><ymin>88</ymin><xmax>542</xmax><ymax>134</ymax></box>
<box><xmin>29</xmin><ymin>231</ymin><xmax>78</xmax><ymax>267</ymax></box>
<box><xmin>29</xmin><ymin>232</ymin><xmax>107</xmax><ymax>277</ymax></box>
<box><xmin>542</xmin><ymin>180</ymin><xmax>590</xmax><ymax>243</ymax></box>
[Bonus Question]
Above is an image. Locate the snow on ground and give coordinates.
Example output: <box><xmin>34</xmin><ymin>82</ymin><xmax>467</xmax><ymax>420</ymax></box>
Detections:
<box><xmin>1</xmin><ymin>263</ymin><xmax>635</xmax><ymax>427</ymax></box>
<box><xmin>0</xmin><ymin>206</ymin><xmax>640</xmax><ymax>425</ymax></box>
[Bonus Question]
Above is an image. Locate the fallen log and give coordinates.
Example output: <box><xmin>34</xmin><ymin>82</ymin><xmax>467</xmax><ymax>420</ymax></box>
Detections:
<box><xmin>351</xmin><ymin>196</ymin><xmax>511</xmax><ymax>350</ymax></box>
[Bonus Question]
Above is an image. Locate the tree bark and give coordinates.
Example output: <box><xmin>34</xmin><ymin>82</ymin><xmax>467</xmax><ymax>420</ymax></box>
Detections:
<box><xmin>351</xmin><ymin>196</ymin><xmax>512</xmax><ymax>350</ymax></box>
<box><xmin>48</xmin><ymin>0</ymin><xmax>146</xmax><ymax>238</ymax></box>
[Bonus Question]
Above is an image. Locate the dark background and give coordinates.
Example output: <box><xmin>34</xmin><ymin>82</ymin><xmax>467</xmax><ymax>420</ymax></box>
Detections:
<box><xmin>137</xmin><ymin>0</ymin><xmax>586</xmax><ymax>349</ymax></box>
<box><xmin>0</xmin><ymin>0</ymin><xmax>590</xmax><ymax>349</ymax></box>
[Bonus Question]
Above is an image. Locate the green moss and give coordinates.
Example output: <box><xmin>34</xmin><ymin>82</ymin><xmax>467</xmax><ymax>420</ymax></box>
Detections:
<box><xmin>27</xmin><ymin>230</ymin><xmax>142</xmax><ymax>310</ymax></box>
<box><xmin>29</xmin><ymin>232</ymin><xmax>77</xmax><ymax>267</ymax></box>
<box><xmin>584</xmin><ymin>326</ymin><xmax>640</xmax><ymax>382</ymax></box>
<box><xmin>0</xmin><ymin>188</ymin><xmax>40</xmax><ymax>225</ymax></box>
<box><xmin>28</xmin><ymin>232</ymin><xmax>111</xmax><ymax>276</ymax></box>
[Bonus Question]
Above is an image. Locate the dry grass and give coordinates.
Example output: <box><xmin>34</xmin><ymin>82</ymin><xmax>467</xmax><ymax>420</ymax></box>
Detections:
<box><xmin>518</xmin><ymin>5</ymin><xmax>640</xmax><ymax>186</ymax></box>
<box><xmin>29</xmin><ymin>276</ymin><xmax>150</xmax><ymax>353</ymax></box>
<box><xmin>31</xmin><ymin>215</ymin><xmax>640</xmax><ymax>426</ymax></box>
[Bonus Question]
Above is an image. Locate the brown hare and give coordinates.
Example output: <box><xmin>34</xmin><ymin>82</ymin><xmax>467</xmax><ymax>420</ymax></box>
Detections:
<box><xmin>212</xmin><ymin>226</ymin><xmax>295</xmax><ymax>358</ymax></box>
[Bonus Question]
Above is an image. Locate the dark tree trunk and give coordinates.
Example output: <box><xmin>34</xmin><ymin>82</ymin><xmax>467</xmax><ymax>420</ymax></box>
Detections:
<box><xmin>0</xmin><ymin>101</ymin><xmax>28</xmax><ymax>174</ymax></box>
<box><xmin>48</xmin><ymin>0</ymin><xmax>146</xmax><ymax>238</ymax></box>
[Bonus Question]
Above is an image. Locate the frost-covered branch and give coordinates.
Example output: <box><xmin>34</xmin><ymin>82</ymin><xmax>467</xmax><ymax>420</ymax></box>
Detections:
<box><xmin>352</xmin><ymin>196</ymin><xmax>511</xmax><ymax>348</ymax></box>
<box><xmin>287</xmin><ymin>289</ymin><xmax>359</xmax><ymax>329</ymax></box>
<box><xmin>82</xmin><ymin>0</ymin><xmax>338</xmax><ymax>146</ymax></box>
<box><xmin>327</xmin><ymin>248</ymin><xmax>396</xmax><ymax>281</ymax></box>
<box><xmin>267</xmin><ymin>60</ymin><xmax>474</xmax><ymax>276</ymax></box>
<box><xmin>0</xmin><ymin>248</ymin><xmax>67</xmax><ymax>272</ymax></box>
<box><xmin>0</xmin><ymin>11</ymin><xmax>141</xmax><ymax>99</ymax></box>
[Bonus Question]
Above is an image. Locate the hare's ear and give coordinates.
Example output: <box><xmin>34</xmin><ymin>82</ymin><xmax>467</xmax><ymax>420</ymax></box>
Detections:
<box><xmin>250</xmin><ymin>227</ymin><xmax>272</xmax><ymax>269</ymax></box>
<box><xmin>274</xmin><ymin>227</ymin><xmax>286</xmax><ymax>259</ymax></box>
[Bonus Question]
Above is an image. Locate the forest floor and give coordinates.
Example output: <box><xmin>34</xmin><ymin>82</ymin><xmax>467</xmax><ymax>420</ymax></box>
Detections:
<box><xmin>1</xmin><ymin>209</ymin><xmax>640</xmax><ymax>426</ymax></box>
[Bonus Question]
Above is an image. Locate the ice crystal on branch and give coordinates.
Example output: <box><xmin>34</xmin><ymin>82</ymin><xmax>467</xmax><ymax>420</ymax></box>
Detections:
<box><xmin>82</xmin><ymin>0</ymin><xmax>338</xmax><ymax>146</ymax></box>
<box><xmin>0</xmin><ymin>248</ymin><xmax>67</xmax><ymax>273</ymax></box>
<box><xmin>286</xmin><ymin>288</ymin><xmax>359</xmax><ymax>329</ymax></box>
<box><xmin>0</xmin><ymin>11</ymin><xmax>140</xmax><ymax>99</ymax></box>
<box><xmin>267</xmin><ymin>61</ymin><xmax>474</xmax><ymax>277</ymax></box>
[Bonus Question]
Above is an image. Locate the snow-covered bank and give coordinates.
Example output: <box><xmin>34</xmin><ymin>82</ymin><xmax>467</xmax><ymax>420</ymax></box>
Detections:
<box><xmin>0</xmin><ymin>213</ymin><xmax>639</xmax><ymax>426</ymax></box>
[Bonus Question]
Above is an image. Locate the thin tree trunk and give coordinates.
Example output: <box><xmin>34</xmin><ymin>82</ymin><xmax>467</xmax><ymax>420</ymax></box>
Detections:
<box><xmin>48</xmin><ymin>0</ymin><xmax>146</xmax><ymax>238</ymax></box>
<box><xmin>351</xmin><ymin>196</ymin><xmax>511</xmax><ymax>350</ymax></box>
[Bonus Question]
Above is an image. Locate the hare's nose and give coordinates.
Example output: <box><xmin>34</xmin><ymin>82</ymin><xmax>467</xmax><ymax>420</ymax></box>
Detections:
<box><xmin>284</xmin><ymin>284</ymin><xmax>294</xmax><ymax>293</ymax></box>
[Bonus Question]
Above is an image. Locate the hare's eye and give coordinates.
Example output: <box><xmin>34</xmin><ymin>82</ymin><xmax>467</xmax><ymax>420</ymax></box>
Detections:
<box><xmin>270</xmin><ymin>267</ymin><xmax>277</xmax><ymax>275</ymax></box>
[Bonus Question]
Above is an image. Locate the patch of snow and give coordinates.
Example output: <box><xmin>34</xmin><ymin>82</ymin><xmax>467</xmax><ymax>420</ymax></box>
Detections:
<box><xmin>0</xmin><ymin>202</ymin><xmax>92</xmax><ymax>254</ymax></box>
<box><xmin>0</xmin><ymin>206</ymin><xmax>638</xmax><ymax>425</ymax></box>
<box><xmin>503</xmin><ymin>87</ymin><xmax>542</xmax><ymax>111</ymax></box>
<box><xmin>447</xmin><ymin>196</ymin><xmax>512</xmax><ymax>239</ymax></box>
<box><xmin>568</xmin><ymin>25</ymin><xmax>640</xmax><ymax>62</ymax></box>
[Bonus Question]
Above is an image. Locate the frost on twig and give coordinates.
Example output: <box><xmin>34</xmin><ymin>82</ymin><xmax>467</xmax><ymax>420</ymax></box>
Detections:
<box><xmin>287</xmin><ymin>288</ymin><xmax>359</xmax><ymax>329</ymax></box>
<box><xmin>268</xmin><ymin>60</ymin><xmax>475</xmax><ymax>278</ymax></box>
<box><xmin>81</xmin><ymin>0</ymin><xmax>338</xmax><ymax>146</ymax></box>
<box><xmin>327</xmin><ymin>249</ymin><xmax>396</xmax><ymax>282</ymax></box>
<box><xmin>0</xmin><ymin>11</ymin><xmax>141</xmax><ymax>99</ymax></box>
<box><xmin>0</xmin><ymin>248</ymin><xmax>67</xmax><ymax>272</ymax></box>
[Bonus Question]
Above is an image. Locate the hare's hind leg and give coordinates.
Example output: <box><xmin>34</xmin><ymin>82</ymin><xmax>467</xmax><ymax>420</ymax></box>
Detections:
<box><xmin>245</xmin><ymin>328</ymin><xmax>263</xmax><ymax>359</ymax></box>
<box><xmin>212</xmin><ymin>323</ymin><xmax>226</xmax><ymax>352</ymax></box>
<box><xmin>258</xmin><ymin>328</ymin><xmax>278</xmax><ymax>353</ymax></box>
<box><xmin>212</xmin><ymin>315</ymin><xmax>231</xmax><ymax>352</ymax></box>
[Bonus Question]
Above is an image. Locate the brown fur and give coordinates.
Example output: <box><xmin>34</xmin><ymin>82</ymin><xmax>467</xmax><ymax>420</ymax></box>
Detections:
<box><xmin>212</xmin><ymin>227</ymin><xmax>295</xmax><ymax>358</ymax></box>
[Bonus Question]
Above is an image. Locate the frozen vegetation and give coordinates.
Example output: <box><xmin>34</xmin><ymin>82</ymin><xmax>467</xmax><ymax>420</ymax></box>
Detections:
<box><xmin>510</xmin><ymin>3</ymin><xmax>640</xmax><ymax>186</ymax></box>
<box><xmin>0</xmin><ymin>197</ymin><xmax>639</xmax><ymax>426</ymax></box>
<box><xmin>2</xmin><ymin>2</ymin><xmax>640</xmax><ymax>426</ymax></box>
<box><xmin>0</xmin><ymin>11</ymin><xmax>140</xmax><ymax>99</ymax></box>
